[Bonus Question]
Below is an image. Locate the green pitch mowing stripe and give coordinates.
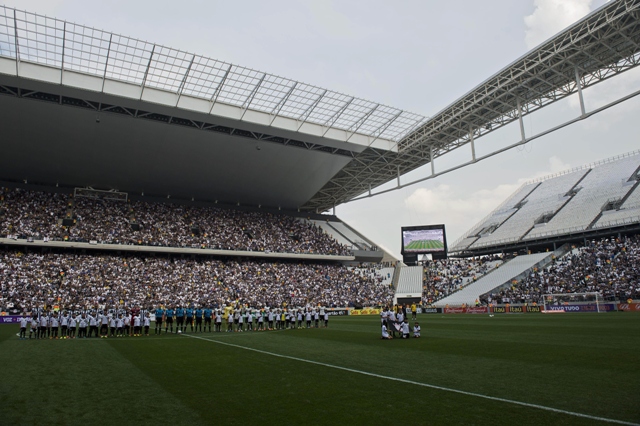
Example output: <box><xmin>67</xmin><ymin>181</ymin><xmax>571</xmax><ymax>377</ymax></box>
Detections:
<box><xmin>183</xmin><ymin>333</ymin><xmax>638</xmax><ymax>426</ymax></box>
<box><xmin>0</xmin><ymin>334</ymin><xmax>201</xmax><ymax>425</ymax></box>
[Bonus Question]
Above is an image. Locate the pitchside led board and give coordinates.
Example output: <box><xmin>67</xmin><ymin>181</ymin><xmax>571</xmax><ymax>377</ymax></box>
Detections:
<box><xmin>401</xmin><ymin>224</ymin><xmax>448</xmax><ymax>262</ymax></box>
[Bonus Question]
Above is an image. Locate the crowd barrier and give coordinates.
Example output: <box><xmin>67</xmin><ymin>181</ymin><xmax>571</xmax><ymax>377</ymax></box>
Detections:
<box><xmin>434</xmin><ymin>303</ymin><xmax>628</xmax><ymax>314</ymax></box>
<box><xmin>616</xmin><ymin>303</ymin><xmax>640</xmax><ymax>311</ymax></box>
<box><xmin>2</xmin><ymin>303</ymin><xmax>638</xmax><ymax>322</ymax></box>
<box><xmin>326</xmin><ymin>308</ymin><xmax>350</xmax><ymax>316</ymax></box>
<box><xmin>349</xmin><ymin>308</ymin><xmax>382</xmax><ymax>316</ymax></box>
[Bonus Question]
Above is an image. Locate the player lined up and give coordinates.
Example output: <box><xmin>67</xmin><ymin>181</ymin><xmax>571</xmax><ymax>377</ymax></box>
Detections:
<box><xmin>18</xmin><ymin>310</ymin><xmax>152</xmax><ymax>339</ymax></box>
<box><xmin>154</xmin><ymin>306</ymin><xmax>331</xmax><ymax>334</ymax></box>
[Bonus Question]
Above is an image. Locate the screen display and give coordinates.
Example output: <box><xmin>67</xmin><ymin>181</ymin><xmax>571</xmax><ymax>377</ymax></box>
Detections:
<box><xmin>401</xmin><ymin>225</ymin><xmax>447</xmax><ymax>255</ymax></box>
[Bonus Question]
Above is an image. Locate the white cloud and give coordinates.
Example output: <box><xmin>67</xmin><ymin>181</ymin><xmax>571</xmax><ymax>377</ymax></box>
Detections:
<box><xmin>528</xmin><ymin>155</ymin><xmax>572</xmax><ymax>179</ymax></box>
<box><xmin>524</xmin><ymin>0</ymin><xmax>593</xmax><ymax>50</ymax></box>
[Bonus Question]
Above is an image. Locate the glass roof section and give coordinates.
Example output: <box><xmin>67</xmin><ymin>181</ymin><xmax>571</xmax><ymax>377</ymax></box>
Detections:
<box><xmin>0</xmin><ymin>6</ymin><xmax>428</xmax><ymax>142</ymax></box>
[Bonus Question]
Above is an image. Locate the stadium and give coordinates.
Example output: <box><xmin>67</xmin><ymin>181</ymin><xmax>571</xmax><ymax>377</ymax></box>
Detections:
<box><xmin>1</xmin><ymin>1</ymin><xmax>639</xmax><ymax>425</ymax></box>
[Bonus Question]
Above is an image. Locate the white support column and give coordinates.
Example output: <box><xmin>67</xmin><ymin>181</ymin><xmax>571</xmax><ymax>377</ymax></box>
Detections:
<box><xmin>470</xmin><ymin>128</ymin><xmax>476</xmax><ymax>162</ymax></box>
<box><xmin>430</xmin><ymin>146</ymin><xmax>435</xmax><ymax>176</ymax></box>
<box><xmin>575</xmin><ymin>66</ymin><xmax>586</xmax><ymax>116</ymax></box>
<box><xmin>397</xmin><ymin>165</ymin><xmax>401</xmax><ymax>187</ymax></box>
<box><xmin>517</xmin><ymin>98</ymin><xmax>526</xmax><ymax>142</ymax></box>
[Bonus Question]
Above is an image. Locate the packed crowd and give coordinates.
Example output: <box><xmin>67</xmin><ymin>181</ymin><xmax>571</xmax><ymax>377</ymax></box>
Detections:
<box><xmin>0</xmin><ymin>250</ymin><xmax>393</xmax><ymax>312</ymax></box>
<box><xmin>0</xmin><ymin>187</ymin><xmax>350</xmax><ymax>255</ymax></box>
<box><xmin>481</xmin><ymin>235</ymin><xmax>640</xmax><ymax>304</ymax></box>
<box><xmin>69</xmin><ymin>197</ymin><xmax>132</xmax><ymax>244</ymax></box>
<box><xmin>0</xmin><ymin>187</ymin><xmax>68</xmax><ymax>239</ymax></box>
<box><xmin>422</xmin><ymin>255</ymin><xmax>502</xmax><ymax>304</ymax></box>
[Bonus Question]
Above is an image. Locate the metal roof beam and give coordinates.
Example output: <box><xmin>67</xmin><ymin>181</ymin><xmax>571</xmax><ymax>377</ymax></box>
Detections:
<box><xmin>297</xmin><ymin>90</ymin><xmax>326</xmax><ymax>131</ymax></box>
<box><xmin>139</xmin><ymin>45</ymin><xmax>156</xmax><ymax>100</ymax></box>
<box><xmin>175</xmin><ymin>54</ymin><xmax>196</xmax><ymax>106</ymax></box>
<box><xmin>208</xmin><ymin>63</ymin><xmax>232</xmax><ymax>113</ymax></box>
<box><xmin>240</xmin><ymin>73</ymin><xmax>266</xmax><ymax>120</ymax></box>
<box><xmin>269</xmin><ymin>81</ymin><xmax>297</xmax><ymax>125</ymax></box>
<box><xmin>346</xmin><ymin>104</ymin><xmax>379</xmax><ymax>142</ymax></box>
<box><xmin>321</xmin><ymin>97</ymin><xmax>354</xmax><ymax>136</ymax></box>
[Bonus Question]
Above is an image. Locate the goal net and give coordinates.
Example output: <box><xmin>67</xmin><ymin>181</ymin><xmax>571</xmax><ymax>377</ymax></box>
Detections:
<box><xmin>542</xmin><ymin>292</ymin><xmax>604</xmax><ymax>313</ymax></box>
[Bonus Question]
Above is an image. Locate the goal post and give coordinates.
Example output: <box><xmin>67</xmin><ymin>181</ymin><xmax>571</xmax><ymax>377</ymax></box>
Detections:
<box><xmin>542</xmin><ymin>292</ymin><xmax>604</xmax><ymax>313</ymax></box>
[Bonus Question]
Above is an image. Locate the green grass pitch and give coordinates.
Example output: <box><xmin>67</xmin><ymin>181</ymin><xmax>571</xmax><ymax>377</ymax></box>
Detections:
<box><xmin>0</xmin><ymin>314</ymin><xmax>639</xmax><ymax>425</ymax></box>
<box><xmin>405</xmin><ymin>239</ymin><xmax>444</xmax><ymax>251</ymax></box>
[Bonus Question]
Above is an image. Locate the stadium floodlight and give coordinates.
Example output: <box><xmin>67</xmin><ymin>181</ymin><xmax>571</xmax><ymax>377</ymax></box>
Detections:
<box><xmin>542</xmin><ymin>293</ymin><xmax>605</xmax><ymax>313</ymax></box>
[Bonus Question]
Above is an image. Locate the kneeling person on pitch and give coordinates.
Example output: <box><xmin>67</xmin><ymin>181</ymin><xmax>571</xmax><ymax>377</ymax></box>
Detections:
<box><xmin>381</xmin><ymin>324</ymin><xmax>393</xmax><ymax>340</ymax></box>
<box><xmin>400</xmin><ymin>320</ymin><xmax>410</xmax><ymax>339</ymax></box>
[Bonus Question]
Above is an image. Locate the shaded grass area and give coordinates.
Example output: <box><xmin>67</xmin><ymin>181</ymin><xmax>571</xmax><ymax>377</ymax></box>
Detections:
<box><xmin>0</xmin><ymin>314</ymin><xmax>638</xmax><ymax>425</ymax></box>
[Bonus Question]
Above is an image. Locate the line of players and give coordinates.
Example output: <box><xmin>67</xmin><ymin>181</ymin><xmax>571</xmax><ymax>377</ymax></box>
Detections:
<box><xmin>18</xmin><ymin>309</ymin><xmax>152</xmax><ymax>339</ymax></box>
<box><xmin>380</xmin><ymin>307</ymin><xmax>420</xmax><ymax>339</ymax></box>
<box><xmin>154</xmin><ymin>306</ymin><xmax>330</xmax><ymax>334</ymax></box>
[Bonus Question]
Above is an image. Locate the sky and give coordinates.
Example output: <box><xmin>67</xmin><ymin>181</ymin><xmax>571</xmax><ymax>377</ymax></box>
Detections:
<box><xmin>3</xmin><ymin>0</ymin><xmax>639</xmax><ymax>259</ymax></box>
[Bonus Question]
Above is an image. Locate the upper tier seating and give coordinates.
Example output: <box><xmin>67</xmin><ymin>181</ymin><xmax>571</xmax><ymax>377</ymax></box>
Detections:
<box><xmin>0</xmin><ymin>187</ymin><xmax>350</xmax><ymax>255</ymax></box>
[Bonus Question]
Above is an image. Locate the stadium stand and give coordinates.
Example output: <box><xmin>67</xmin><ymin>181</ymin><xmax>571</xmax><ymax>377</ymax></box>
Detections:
<box><xmin>422</xmin><ymin>256</ymin><xmax>503</xmax><ymax>304</ymax></box>
<box><xmin>0</xmin><ymin>188</ymin><xmax>68</xmax><ymax>239</ymax></box>
<box><xmin>70</xmin><ymin>197</ymin><xmax>132</xmax><ymax>244</ymax></box>
<box><xmin>449</xmin><ymin>151</ymin><xmax>640</xmax><ymax>254</ymax></box>
<box><xmin>593</xmin><ymin>181</ymin><xmax>640</xmax><ymax>229</ymax></box>
<box><xmin>0</xmin><ymin>250</ymin><xmax>393</xmax><ymax>311</ymax></box>
<box><xmin>433</xmin><ymin>252</ymin><xmax>552</xmax><ymax>307</ymax></box>
<box><xmin>448</xmin><ymin>183</ymin><xmax>538</xmax><ymax>252</ymax></box>
<box><xmin>325</xmin><ymin>221</ymin><xmax>374</xmax><ymax>250</ymax></box>
<box><xmin>481</xmin><ymin>235</ymin><xmax>640</xmax><ymax>304</ymax></box>
<box><xmin>470</xmin><ymin>170</ymin><xmax>587</xmax><ymax>248</ymax></box>
<box><xmin>0</xmin><ymin>185</ymin><xmax>398</xmax><ymax>312</ymax></box>
<box><xmin>307</xmin><ymin>219</ymin><xmax>378</xmax><ymax>251</ymax></box>
<box><xmin>349</xmin><ymin>265</ymin><xmax>395</xmax><ymax>286</ymax></box>
<box><xmin>394</xmin><ymin>266</ymin><xmax>423</xmax><ymax>298</ymax></box>
<box><xmin>0</xmin><ymin>186</ymin><xmax>351</xmax><ymax>255</ymax></box>
<box><xmin>379</xmin><ymin>267</ymin><xmax>395</xmax><ymax>286</ymax></box>
<box><xmin>308</xmin><ymin>219</ymin><xmax>354</xmax><ymax>250</ymax></box>
<box><xmin>526</xmin><ymin>152</ymin><xmax>640</xmax><ymax>239</ymax></box>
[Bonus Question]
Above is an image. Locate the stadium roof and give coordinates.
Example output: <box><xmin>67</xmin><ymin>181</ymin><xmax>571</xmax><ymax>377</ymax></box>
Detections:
<box><xmin>0</xmin><ymin>1</ymin><xmax>639</xmax><ymax>211</ymax></box>
<box><xmin>306</xmin><ymin>0</ymin><xmax>640</xmax><ymax>211</ymax></box>
<box><xmin>0</xmin><ymin>6</ymin><xmax>426</xmax><ymax>148</ymax></box>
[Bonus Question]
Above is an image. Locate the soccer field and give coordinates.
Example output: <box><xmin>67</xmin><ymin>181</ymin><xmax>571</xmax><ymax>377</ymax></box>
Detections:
<box><xmin>0</xmin><ymin>314</ymin><xmax>639</xmax><ymax>425</ymax></box>
<box><xmin>405</xmin><ymin>239</ymin><xmax>444</xmax><ymax>251</ymax></box>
